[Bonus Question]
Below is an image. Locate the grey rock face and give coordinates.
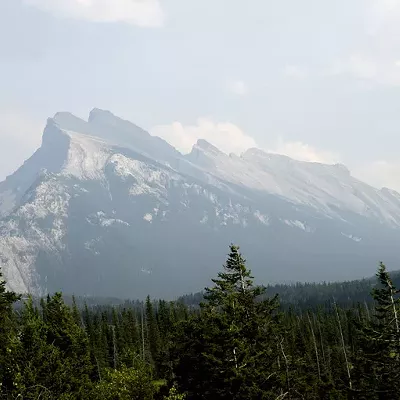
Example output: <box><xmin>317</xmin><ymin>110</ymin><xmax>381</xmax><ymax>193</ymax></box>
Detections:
<box><xmin>1</xmin><ymin>109</ymin><xmax>400</xmax><ymax>299</ymax></box>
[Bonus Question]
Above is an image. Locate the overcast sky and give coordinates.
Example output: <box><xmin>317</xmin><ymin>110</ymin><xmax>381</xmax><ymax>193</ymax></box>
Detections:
<box><xmin>1</xmin><ymin>0</ymin><xmax>400</xmax><ymax>190</ymax></box>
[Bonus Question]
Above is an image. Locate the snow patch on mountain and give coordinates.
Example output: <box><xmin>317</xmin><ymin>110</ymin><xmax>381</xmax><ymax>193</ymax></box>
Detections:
<box><xmin>84</xmin><ymin>238</ymin><xmax>101</xmax><ymax>255</ymax></box>
<box><xmin>187</xmin><ymin>144</ymin><xmax>400</xmax><ymax>226</ymax></box>
<box><xmin>341</xmin><ymin>233</ymin><xmax>362</xmax><ymax>242</ymax></box>
<box><xmin>0</xmin><ymin>236</ymin><xmax>38</xmax><ymax>294</ymax></box>
<box><xmin>87</xmin><ymin>211</ymin><xmax>130</xmax><ymax>227</ymax></box>
<box><xmin>18</xmin><ymin>178</ymin><xmax>70</xmax><ymax>221</ymax></box>
<box><xmin>253</xmin><ymin>210</ymin><xmax>270</xmax><ymax>225</ymax></box>
<box><xmin>62</xmin><ymin>131</ymin><xmax>111</xmax><ymax>181</ymax></box>
<box><xmin>283</xmin><ymin>219</ymin><xmax>314</xmax><ymax>233</ymax></box>
<box><xmin>200</xmin><ymin>213</ymin><xmax>209</xmax><ymax>224</ymax></box>
<box><xmin>0</xmin><ymin>175</ymin><xmax>72</xmax><ymax>294</ymax></box>
<box><xmin>143</xmin><ymin>213</ymin><xmax>153</xmax><ymax>223</ymax></box>
<box><xmin>110</xmin><ymin>154</ymin><xmax>181</xmax><ymax>204</ymax></box>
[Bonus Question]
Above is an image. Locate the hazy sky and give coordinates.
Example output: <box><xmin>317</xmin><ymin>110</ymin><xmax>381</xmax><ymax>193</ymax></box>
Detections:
<box><xmin>1</xmin><ymin>0</ymin><xmax>400</xmax><ymax>190</ymax></box>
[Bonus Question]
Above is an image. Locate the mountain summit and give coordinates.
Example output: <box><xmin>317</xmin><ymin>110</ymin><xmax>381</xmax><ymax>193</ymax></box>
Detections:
<box><xmin>1</xmin><ymin>109</ymin><xmax>400</xmax><ymax>298</ymax></box>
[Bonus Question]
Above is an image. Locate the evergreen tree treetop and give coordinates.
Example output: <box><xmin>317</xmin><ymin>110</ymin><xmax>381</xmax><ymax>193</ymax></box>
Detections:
<box><xmin>203</xmin><ymin>244</ymin><xmax>267</xmax><ymax>308</ymax></box>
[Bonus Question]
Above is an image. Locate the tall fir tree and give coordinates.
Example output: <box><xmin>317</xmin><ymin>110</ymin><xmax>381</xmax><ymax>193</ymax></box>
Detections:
<box><xmin>354</xmin><ymin>263</ymin><xmax>400</xmax><ymax>399</ymax></box>
<box><xmin>146</xmin><ymin>295</ymin><xmax>161</xmax><ymax>372</ymax></box>
<box><xmin>172</xmin><ymin>245</ymin><xmax>284</xmax><ymax>399</ymax></box>
<box><xmin>45</xmin><ymin>292</ymin><xmax>94</xmax><ymax>397</ymax></box>
<box><xmin>0</xmin><ymin>268</ymin><xmax>21</xmax><ymax>395</ymax></box>
<box><xmin>11</xmin><ymin>296</ymin><xmax>60</xmax><ymax>399</ymax></box>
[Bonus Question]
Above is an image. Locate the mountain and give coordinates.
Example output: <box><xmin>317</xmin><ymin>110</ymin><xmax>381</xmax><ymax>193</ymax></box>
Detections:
<box><xmin>1</xmin><ymin>108</ymin><xmax>400</xmax><ymax>299</ymax></box>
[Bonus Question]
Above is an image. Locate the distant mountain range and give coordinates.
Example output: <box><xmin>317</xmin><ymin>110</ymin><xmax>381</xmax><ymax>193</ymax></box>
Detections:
<box><xmin>1</xmin><ymin>108</ymin><xmax>400</xmax><ymax>299</ymax></box>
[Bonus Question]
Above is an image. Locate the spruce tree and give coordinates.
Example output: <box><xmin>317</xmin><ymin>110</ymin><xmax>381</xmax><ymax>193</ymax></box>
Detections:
<box><xmin>0</xmin><ymin>268</ymin><xmax>21</xmax><ymax>395</ymax></box>
<box><xmin>45</xmin><ymin>292</ymin><xmax>93</xmax><ymax>397</ymax></box>
<box><xmin>173</xmin><ymin>245</ymin><xmax>283</xmax><ymax>399</ymax></box>
<box><xmin>146</xmin><ymin>295</ymin><xmax>161</xmax><ymax>372</ymax></box>
<box><xmin>11</xmin><ymin>296</ymin><xmax>59</xmax><ymax>399</ymax></box>
<box><xmin>355</xmin><ymin>263</ymin><xmax>400</xmax><ymax>399</ymax></box>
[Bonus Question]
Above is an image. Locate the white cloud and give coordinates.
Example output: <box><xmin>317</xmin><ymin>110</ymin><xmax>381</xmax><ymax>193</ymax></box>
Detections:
<box><xmin>283</xmin><ymin>65</ymin><xmax>308</xmax><ymax>79</ymax></box>
<box><xmin>151</xmin><ymin>118</ymin><xmax>257</xmax><ymax>155</ymax></box>
<box><xmin>151</xmin><ymin>118</ymin><xmax>340</xmax><ymax>166</ymax></box>
<box><xmin>226</xmin><ymin>80</ymin><xmax>249</xmax><ymax>96</ymax></box>
<box><xmin>329</xmin><ymin>55</ymin><xmax>377</xmax><ymax>80</ymax></box>
<box><xmin>324</xmin><ymin>1</ymin><xmax>400</xmax><ymax>87</ymax></box>
<box><xmin>366</xmin><ymin>0</ymin><xmax>400</xmax><ymax>36</ymax></box>
<box><xmin>325</xmin><ymin>1</ymin><xmax>400</xmax><ymax>87</ymax></box>
<box><xmin>353</xmin><ymin>160</ymin><xmax>400</xmax><ymax>192</ymax></box>
<box><xmin>327</xmin><ymin>54</ymin><xmax>400</xmax><ymax>86</ymax></box>
<box><xmin>267</xmin><ymin>138</ymin><xmax>340</xmax><ymax>164</ymax></box>
<box><xmin>24</xmin><ymin>0</ymin><xmax>164</xmax><ymax>27</ymax></box>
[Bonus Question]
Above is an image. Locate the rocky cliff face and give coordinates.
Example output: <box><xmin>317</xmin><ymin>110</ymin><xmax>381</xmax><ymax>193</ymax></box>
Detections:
<box><xmin>1</xmin><ymin>109</ymin><xmax>400</xmax><ymax>298</ymax></box>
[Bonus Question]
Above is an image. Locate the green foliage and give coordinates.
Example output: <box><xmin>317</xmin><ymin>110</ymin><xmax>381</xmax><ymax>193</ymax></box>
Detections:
<box><xmin>92</xmin><ymin>364</ymin><xmax>156</xmax><ymax>400</ymax></box>
<box><xmin>164</xmin><ymin>384</ymin><xmax>186</xmax><ymax>399</ymax></box>
<box><xmin>354</xmin><ymin>262</ymin><xmax>400</xmax><ymax>398</ymax></box>
<box><xmin>146</xmin><ymin>295</ymin><xmax>162</xmax><ymax>368</ymax></box>
<box><xmin>8</xmin><ymin>293</ymin><xmax>93</xmax><ymax>399</ymax></box>
<box><xmin>0</xmin><ymin>269</ymin><xmax>21</xmax><ymax>396</ymax></box>
<box><xmin>172</xmin><ymin>245</ymin><xmax>282</xmax><ymax>399</ymax></box>
<box><xmin>1</xmin><ymin>247</ymin><xmax>400</xmax><ymax>399</ymax></box>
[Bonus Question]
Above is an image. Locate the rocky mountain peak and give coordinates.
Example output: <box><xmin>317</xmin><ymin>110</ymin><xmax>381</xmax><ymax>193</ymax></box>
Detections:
<box><xmin>194</xmin><ymin>139</ymin><xmax>223</xmax><ymax>154</ymax></box>
<box><xmin>2</xmin><ymin>109</ymin><xmax>400</xmax><ymax>299</ymax></box>
<box><xmin>88</xmin><ymin>108</ymin><xmax>115</xmax><ymax>123</ymax></box>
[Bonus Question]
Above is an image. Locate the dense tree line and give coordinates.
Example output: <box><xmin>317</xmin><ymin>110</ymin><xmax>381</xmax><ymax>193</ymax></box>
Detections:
<box><xmin>1</xmin><ymin>245</ymin><xmax>400</xmax><ymax>398</ymax></box>
<box><xmin>179</xmin><ymin>272</ymin><xmax>400</xmax><ymax>311</ymax></box>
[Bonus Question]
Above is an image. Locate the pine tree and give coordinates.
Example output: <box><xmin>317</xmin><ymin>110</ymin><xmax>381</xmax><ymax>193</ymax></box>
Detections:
<box><xmin>45</xmin><ymin>292</ymin><xmax>94</xmax><ymax>397</ymax></box>
<box><xmin>146</xmin><ymin>295</ymin><xmax>161</xmax><ymax>372</ymax></box>
<box><xmin>11</xmin><ymin>296</ymin><xmax>59</xmax><ymax>399</ymax></box>
<box><xmin>71</xmin><ymin>295</ymin><xmax>82</xmax><ymax>327</ymax></box>
<box><xmin>354</xmin><ymin>263</ymin><xmax>400</xmax><ymax>399</ymax></box>
<box><xmin>173</xmin><ymin>245</ymin><xmax>283</xmax><ymax>399</ymax></box>
<box><xmin>119</xmin><ymin>308</ymin><xmax>140</xmax><ymax>367</ymax></box>
<box><xmin>0</xmin><ymin>268</ymin><xmax>21</xmax><ymax>395</ymax></box>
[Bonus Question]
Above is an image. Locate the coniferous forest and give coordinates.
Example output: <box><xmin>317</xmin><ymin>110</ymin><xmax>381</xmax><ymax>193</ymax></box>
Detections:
<box><xmin>1</xmin><ymin>245</ymin><xmax>400</xmax><ymax>399</ymax></box>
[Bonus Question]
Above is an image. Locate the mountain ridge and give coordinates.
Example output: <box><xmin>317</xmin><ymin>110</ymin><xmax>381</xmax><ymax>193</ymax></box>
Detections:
<box><xmin>1</xmin><ymin>108</ymin><xmax>400</xmax><ymax>299</ymax></box>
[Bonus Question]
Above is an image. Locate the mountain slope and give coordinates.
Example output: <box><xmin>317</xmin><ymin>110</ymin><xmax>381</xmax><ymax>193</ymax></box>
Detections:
<box><xmin>1</xmin><ymin>109</ymin><xmax>400</xmax><ymax>298</ymax></box>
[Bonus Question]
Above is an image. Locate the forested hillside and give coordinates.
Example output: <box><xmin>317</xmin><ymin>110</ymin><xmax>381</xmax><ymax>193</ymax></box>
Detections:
<box><xmin>1</xmin><ymin>245</ymin><xmax>400</xmax><ymax>399</ymax></box>
<box><xmin>179</xmin><ymin>271</ymin><xmax>400</xmax><ymax>310</ymax></box>
<box><xmin>59</xmin><ymin>268</ymin><xmax>391</xmax><ymax>311</ymax></box>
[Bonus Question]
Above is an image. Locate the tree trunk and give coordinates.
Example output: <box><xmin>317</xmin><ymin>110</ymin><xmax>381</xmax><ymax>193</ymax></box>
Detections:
<box><xmin>334</xmin><ymin>301</ymin><xmax>352</xmax><ymax>390</ymax></box>
<box><xmin>307</xmin><ymin>312</ymin><xmax>321</xmax><ymax>381</ymax></box>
